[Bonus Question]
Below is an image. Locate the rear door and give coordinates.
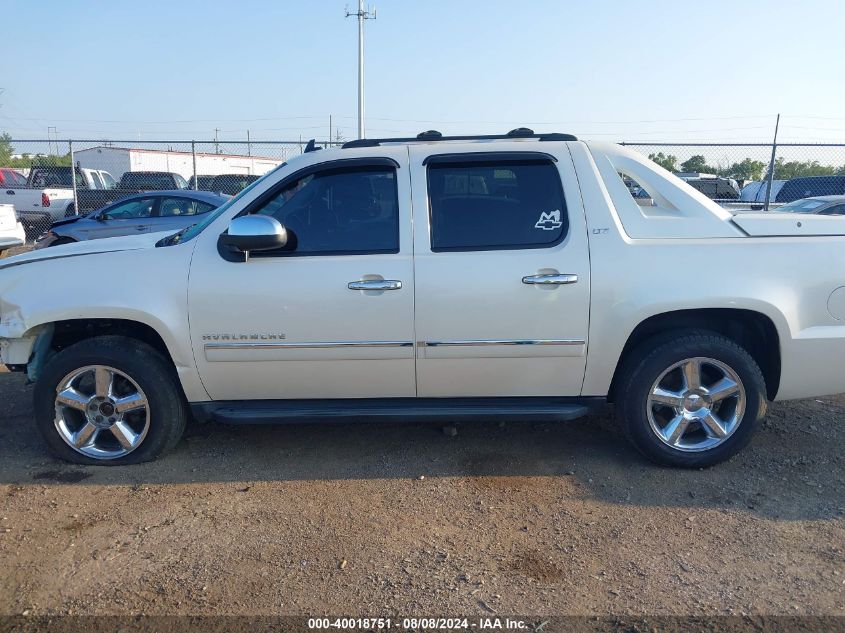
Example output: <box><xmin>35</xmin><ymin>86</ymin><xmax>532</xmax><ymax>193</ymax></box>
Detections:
<box><xmin>153</xmin><ymin>196</ymin><xmax>217</xmax><ymax>233</ymax></box>
<box><xmin>410</xmin><ymin>144</ymin><xmax>591</xmax><ymax>397</ymax></box>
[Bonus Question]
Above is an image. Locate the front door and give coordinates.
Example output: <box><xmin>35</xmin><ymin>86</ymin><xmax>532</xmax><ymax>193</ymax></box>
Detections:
<box><xmin>410</xmin><ymin>144</ymin><xmax>591</xmax><ymax>397</ymax></box>
<box><xmin>86</xmin><ymin>197</ymin><xmax>156</xmax><ymax>239</ymax></box>
<box><xmin>187</xmin><ymin>150</ymin><xmax>416</xmax><ymax>401</ymax></box>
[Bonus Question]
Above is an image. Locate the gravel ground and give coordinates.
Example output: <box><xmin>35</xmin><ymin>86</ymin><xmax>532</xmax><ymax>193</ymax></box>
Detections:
<box><xmin>0</xmin><ymin>370</ymin><xmax>843</xmax><ymax>619</ymax></box>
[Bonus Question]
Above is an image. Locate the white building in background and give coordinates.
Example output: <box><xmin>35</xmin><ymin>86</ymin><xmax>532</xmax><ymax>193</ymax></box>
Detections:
<box><xmin>73</xmin><ymin>146</ymin><xmax>286</xmax><ymax>180</ymax></box>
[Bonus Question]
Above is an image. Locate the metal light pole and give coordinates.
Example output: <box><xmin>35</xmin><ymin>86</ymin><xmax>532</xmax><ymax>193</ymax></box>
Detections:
<box><xmin>346</xmin><ymin>1</ymin><xmax>376</xmax><ymax>139</ymax></box>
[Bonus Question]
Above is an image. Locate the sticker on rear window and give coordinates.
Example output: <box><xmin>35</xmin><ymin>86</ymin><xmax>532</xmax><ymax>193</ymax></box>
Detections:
<box><xmin>535</xmin><ymin>209</ymin><xmax>563</xmax><ymax>231</ymax></box>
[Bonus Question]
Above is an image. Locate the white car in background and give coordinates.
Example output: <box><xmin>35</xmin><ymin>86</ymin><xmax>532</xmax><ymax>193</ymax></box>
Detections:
<box><xmin>740</xmin><ymin>180</ymin><xmax>786</xmax><ymax>203</ymax></box>
<box><xmin>0</xmin><ymin>204</ymin><xmax>25</xmax><ymax>257</ymax></box>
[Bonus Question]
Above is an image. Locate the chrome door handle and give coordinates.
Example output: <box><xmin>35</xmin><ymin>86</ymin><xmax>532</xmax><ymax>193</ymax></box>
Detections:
<box><xmin>348</xmin><ymin>279</ymin><xmax>403</xmax><ymax>291</ymax></box>
<box><xmin>522</xmin><ymin>273</ymin><xmax>578</xmax><ymax>285</ymax></box>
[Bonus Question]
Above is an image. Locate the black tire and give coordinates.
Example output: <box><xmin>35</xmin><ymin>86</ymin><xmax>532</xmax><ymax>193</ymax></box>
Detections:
<box><xmin>51</xmin><ymin>237</ymin><xmax>76</xmax><ymax>247</ymax></box>
<box><xmin>33</xmin><ymin>336</ymin><xmax>187</xmax><ymax>465</ymax></box>
<box><xmin>615</xmin><ymin>331</ymin><xmax>767</xmax><ymax>468</ymax></box>
<box><xmin>64</xmin><ymin>204</ymin><xmax>76</xmax><ymax>218</ymax></box>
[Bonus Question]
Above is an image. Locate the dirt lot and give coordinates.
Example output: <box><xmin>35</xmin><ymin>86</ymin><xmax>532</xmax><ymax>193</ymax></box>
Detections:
<box><xmin>0</xmin><ymin>370</ymin><xmax>843</xmax><ymax>619</ymax></box>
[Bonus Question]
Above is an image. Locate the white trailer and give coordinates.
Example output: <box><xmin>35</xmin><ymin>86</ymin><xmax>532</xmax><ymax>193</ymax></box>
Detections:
<box><xmin>74</xmin><ymin>146</ymin><xmax>286</xmax><ymax>180</ymax></box>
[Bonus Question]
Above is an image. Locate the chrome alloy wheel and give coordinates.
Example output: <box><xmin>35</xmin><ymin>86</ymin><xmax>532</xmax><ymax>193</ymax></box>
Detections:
<box><xmin>53</xmin><ymin>365</ymin><xmax>150</xmax><ymax>460</ymax></box>
<box><xmin>646</xmin><ymin>357</ymin><xmax>746</xmax><ymax>452</ymax></box>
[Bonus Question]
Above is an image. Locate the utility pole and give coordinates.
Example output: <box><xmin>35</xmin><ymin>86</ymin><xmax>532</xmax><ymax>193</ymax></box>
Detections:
<box><xmin>47</xmin><ymin>126</ymin><xmax>58</xmax><ymax>155</ymax></box>
<box><xmin>247</xmin><ymin>129</ymin><xmax>251</xmax><ymax>157</ymax></box>
<box><xmin>763</xmin><ymin>113</ymin><xmax>780</xmax><ymax>212</ymax></box>
<box><xmin>346</xmin><ymin>1</ymin><xmax>376</xmax><ymax>139</ymax></box>
<box><xmin>214</xmin><ymin>128</ymin><xmax>220</xmax><ymax>154</ymax></box>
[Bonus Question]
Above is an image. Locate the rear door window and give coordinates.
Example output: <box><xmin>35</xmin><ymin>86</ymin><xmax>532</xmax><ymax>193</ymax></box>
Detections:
<box><xmin>159</xmin><ymin>198</ymin><xmax>216</xmax><ymax>217</ymax></box>
<box><xmin>426</xmin><ymin>156</ymin><xmax>567</xmax><ymax>251</ymax></box>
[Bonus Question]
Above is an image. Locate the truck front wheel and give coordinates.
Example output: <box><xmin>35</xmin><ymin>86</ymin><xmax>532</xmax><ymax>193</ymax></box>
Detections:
<box><xmin>616</xmin><ymin>332</ymin><xmax>767</xmax><ymax>468</ymax></box>
<box><xmin>33</xmin><ymin>336</ymin><xmax>187</xmax><ymax>465</ymax></box>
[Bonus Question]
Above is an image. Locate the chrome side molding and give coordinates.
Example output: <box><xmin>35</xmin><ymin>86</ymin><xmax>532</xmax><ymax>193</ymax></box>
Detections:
<box><xmin>418</xmin><ymin>339</ymin><xmax>586</xmax><ymax>347</ymax></box>
<box><xmin>204</xmin><ymin>338</ymin><xmax>585</xmax><ymax>351</ymax></box>
<box><xmin>205</xmin><ymin>340</ymin><xmax>414</xmax><ymax>351</ymax></box>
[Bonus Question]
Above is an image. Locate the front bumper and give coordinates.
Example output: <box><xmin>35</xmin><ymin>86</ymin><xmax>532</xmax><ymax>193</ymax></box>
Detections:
<box><xmin>0</xmin><ymin>337</ymin><xmax>34</xmax><ymax>366</ymax></box>
<box><xmin>0</xmin><ymin>222</ymin><xmax>26</xmax><ymax>251</ymax></box>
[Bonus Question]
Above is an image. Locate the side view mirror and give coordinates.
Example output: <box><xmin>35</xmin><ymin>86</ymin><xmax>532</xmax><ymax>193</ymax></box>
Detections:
<box><xmin>218</xmin><ymin>215</ymin><xmax>288</xmax><ymax>259</ymax></box>
<box><xmin>635</xmin><ymin>197</ymin><xmax>655</xmax><ymax>207</ymax></box>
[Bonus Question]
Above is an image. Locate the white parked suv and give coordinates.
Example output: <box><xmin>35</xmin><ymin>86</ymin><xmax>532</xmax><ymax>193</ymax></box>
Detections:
<box><xmin>2</xmin><ymin>129</ymin><xmax>845</xmax><ymax>467</ymax></box>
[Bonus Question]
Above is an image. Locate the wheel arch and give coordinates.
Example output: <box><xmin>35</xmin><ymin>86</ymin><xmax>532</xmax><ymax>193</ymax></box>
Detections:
<box><xmin>29</xmin><ymin>318</ymin><xmax>176</xmax><ymax>368</ymax></box>
<box><xmin>608</xmin><ymin>308</ymin><xmax>781</xmax><ymax>402</ymax></box>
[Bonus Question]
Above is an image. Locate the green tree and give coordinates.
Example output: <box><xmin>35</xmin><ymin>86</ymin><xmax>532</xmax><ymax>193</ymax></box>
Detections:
<box><xmin>14</xmin><ymin>153</ymin><xmax>72</xmax><ymax>168</ymax></box>
<box><xmin>0</xmin><ymin>132</ymin><xmax>13</xmax><ymax>165</ymax></box>
<box><xmin>648</xmin><ymin>152</ymin><xmax>678</xmax><ymax>172</ymax></box>
<box><xmin>722</xmin><ymin>158</ymin><xmax>767</xmax><ymax>182</ymax></box>
<box><xmin>0</xmin><ymin>131</ymin><xmax>72</xmax><ymax>168</ymax></box>
<box><xmin>768</xmin><ymin>158</ymin><xmax>838</xmax><ymax>180</ymax></box>
<box><xmin>679</xmin><ymin>155</ymin><xmax>717</xmax><ymax>174</ymax></box>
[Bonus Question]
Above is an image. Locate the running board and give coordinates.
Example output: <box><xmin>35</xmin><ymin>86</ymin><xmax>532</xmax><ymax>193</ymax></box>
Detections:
<box><xmin>191</xmin><ymin>397</ymin><xmax>606</xmax><ymax>425</ymax></box>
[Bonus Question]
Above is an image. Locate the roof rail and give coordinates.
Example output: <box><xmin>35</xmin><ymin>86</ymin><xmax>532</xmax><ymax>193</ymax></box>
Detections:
<box><xmin>341</xmin><ymin>128</ymin><xmax>577</xmax><ymax>149</ymax></box>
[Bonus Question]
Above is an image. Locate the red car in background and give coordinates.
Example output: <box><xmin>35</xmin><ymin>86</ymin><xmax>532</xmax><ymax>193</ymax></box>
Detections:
<box><xmin>0</xmin><ymin>168</ymin><xmax>27</xmax><ymax>188</ymax></box>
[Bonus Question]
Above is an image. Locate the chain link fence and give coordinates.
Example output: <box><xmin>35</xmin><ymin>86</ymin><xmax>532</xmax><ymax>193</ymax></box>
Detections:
<box><xmin>621</xmin><ymin>142</ymin><xmax>845</xmax><ymax>212</ymax></box>
<box><xmin>2</xmin><ymin>138</ymin><xmax>845</xmax><ymax>245</ymax></box>
<box><xmin>0</xmin><ymin>138</ymin><xmax>336</xmax><ymax>243</ymax></box>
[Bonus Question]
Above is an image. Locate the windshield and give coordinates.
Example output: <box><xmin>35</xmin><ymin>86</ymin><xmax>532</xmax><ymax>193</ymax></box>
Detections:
<box><xmin>158</xmin><ymin>166</ymin><xmax>284</xmax><ymax>246</ymax></box>
<box><xmin>101</xmin><ymin>172</ymin><xmax>117</xmax><ymax>189</ymax></box>
<box><xmin>773</xmin><ymin>199</ymin><xmax>827</xmax><ymax>213</ymax></box>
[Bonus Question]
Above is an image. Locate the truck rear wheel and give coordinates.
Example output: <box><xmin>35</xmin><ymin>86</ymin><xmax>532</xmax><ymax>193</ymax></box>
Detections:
<box><xmin>616</xmin><ymin>332</ymin><xmax>767</xmax><ymax>468</ymax></box>
<box><xmin>33</xmin><ymin>336</ymin><xmax>187</xmax><ymax>465</ymax></box>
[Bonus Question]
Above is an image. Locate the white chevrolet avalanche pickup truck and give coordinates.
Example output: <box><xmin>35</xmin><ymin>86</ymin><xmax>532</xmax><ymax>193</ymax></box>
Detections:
<box><xmin>2</xmin><ymin>129</ymin><xmax>845</xmax><ymax>468</ymax></box>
